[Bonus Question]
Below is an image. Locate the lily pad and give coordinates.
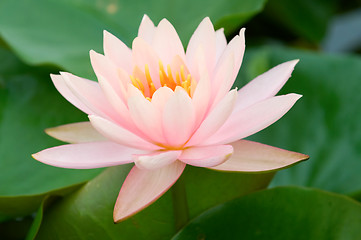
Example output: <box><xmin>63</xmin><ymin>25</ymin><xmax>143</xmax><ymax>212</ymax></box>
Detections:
<box><xmin>173</xmin><ymin>186</ymin><xmax>361</xmax><ymax>240</ymax></box>
<box><xmin>0</xmin><ymin>46</ymin><xmax>102</xmax><ymax>217</ymax></box>
<box><xmin>33</xmin><ymin>165</ymin><xmax>273</xmax><ymax>239</ymax></box>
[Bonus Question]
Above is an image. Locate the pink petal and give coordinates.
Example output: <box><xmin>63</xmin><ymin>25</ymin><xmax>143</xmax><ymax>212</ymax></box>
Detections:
<box><xmin>132</xmin><ymin>37</ymin><xmax>161</xmax><ymax>88</ymax></box>
<box><xmin>103</xmin><ymin>30</ymin><xmax>132</xmax><ymax>72</ymax></box>
<box><xmin>215</xmin><ymin>28</ymin><xmax>227</xmax><ymax>62</ymax></box>
<box><xmin>90</xmin><ymin>50</ymin><xmax>126</xmax><ymax>100</ymax></box>
<box><xmin>127</xmin><ymin>92</ymin><xmax>165</xmax><ymax>143</ymax></box>
<box><xmin>133</xmin><ymin>150</ymin><xmax>182</xmax><ymax>170</ymax></box>
<box><xmin>45</xmin><ymin>122</ymin><xmax>106</xmax><ymax>143</ymax></box>
<box><xmin>192</xmin><ymin>71</ymin><xmax>211</xmax><ymax>127</ymax></box>
<box><xmin>32</xmin><ymin>142</ymin><xmax>138</xmax><ymax>169</ymax></box>
<box><xmin>97</xmin><ymin>75</ymin><xmax>134</xmax><ymax>128</ymax></box>
<box><xmin>236</xmin><ymin>60</ymin><xmax>299</xmax><ymax>111</ymax></box>
<box><xmin>152</xmin><ymin>18</ymin><xmax>186</xmax><ymax>65</ymax></box>
<box><xmin>151</xmin><ymin>86</ymin><xmax>174</xmax><ymax>111</ymax></box>
<box><xmin>186</xmin><ymin>17</ymin><xmax>216</xmax><ymax>75</ymax></box>
<box><xmin>179</xmin><ymin>145</ymin><xmax>233</xmax><ymax>167</ymax></box>
<box><xmin>209</xmin><ymin>140</ymin><xmax>309</xmax><ymax>172</ymax></box>
<box><xmin>213</xmin><ymin>28</ymin><xmax>245</xmax><ymax>84</ymax></box>
<box><xmin>204</xmin><ymin>94</ymin><xmax>302</xmax><ymax>145</ymax></box>
<box><xmin>60</xmin><ymin>72</ymin><xmax>119</xmax><ymax>122</ymax></box>
<box><xmin>186</xmin><ymin>89</ymin><xmax>238</xmax><ymax>146</ymax></box>
<box><xmin>113</xmin><ymin>161</ymin><xmax>186</xmax><ymax>222</ymax></box>
<box><xmin>138</xmin><ymin>14</ymin><xmax>156</xmax><ymax>43</ymax></box>
<box><xmin>89</xmin><ymin>115</ymin><xmax>161</xmax><ymax>151</ymax></box>
<box><xmin>211</xmin><ymin>52</ymin><xmax>235</xmax><ymax>107</ymax></box>
<box><xmin>50</xmin><ymin>74</ymin><xmax>94</xmax><ymax>114</ymax></box>
<box><xmin>163</xmin><ymin>88</ymin><xmax>196</xmax><ymax>146</ymax></box>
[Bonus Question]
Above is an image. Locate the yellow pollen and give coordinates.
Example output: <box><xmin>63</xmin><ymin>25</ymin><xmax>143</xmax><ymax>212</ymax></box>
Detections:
<box><xmin>130</xmin><ymin>61</ymin><xmax>197</xmax><ymax>100</ymax></box>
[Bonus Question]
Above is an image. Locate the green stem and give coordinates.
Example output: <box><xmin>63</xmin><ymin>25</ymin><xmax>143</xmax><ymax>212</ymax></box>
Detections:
<box><xmin>172</xmin><ymin>174</ymin><xmax>190</xmax><ymax>231</ymax></box>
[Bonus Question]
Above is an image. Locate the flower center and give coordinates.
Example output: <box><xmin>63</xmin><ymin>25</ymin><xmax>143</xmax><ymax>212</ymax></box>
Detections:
<box><xmin>129</xmin><ymin>61</ymin><xmax>196</xmax><ymax>100</ymax></box>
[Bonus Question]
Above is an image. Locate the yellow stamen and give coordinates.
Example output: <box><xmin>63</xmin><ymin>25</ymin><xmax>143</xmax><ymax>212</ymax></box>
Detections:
<box><xmin>130</xmin><ymin>61</ymin><xmax>196</xmax><ymax>100</ymax></box>
<box><xmin>180</xmin><ymin>65</ymin><xmax>186</xmax><ymax>82</ymax></box>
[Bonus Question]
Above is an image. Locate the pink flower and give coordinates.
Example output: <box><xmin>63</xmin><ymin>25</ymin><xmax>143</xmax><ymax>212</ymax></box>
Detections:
<box><xmin>33</xmin><ymin>15</ymin><xmax>308</xmax><ymax>222</ymax></box>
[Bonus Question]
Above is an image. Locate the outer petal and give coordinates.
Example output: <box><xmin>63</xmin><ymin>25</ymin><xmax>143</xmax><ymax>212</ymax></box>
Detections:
<box><xmin>97</xmin><ymin>75</ymin><xmax>134</xmax><ymax>129</ymax></box>
<box><xmin>236</xmin><ymin>60</ymin><xmax>299</xmax><ymax>111</ymax></box>
<box><xmin>211</xmin><ymin>52</ymin><xmax>235</xmax><ymax>107</ymax></box>
<box><xmin>90</xmin><ymin>50</ymin><xmax>126</xmax><ymax>101</ymax></box>
<box><xmin>209</xmin><ymin>140</ymin><xmax>309</xmax><ymax>172</ymax></box>
<box><xmin>60</xmin><ymin>72</ymin><xmax>119</xmax><ymax>122</ymax></box>
<box><xmin>215</xmin><ymin>28</ymin><xmax>227</xmax><ymax>62</ymax></box>
<box><xmin>204</xmin><ymin>94</ymin><xmax>302</xmax><ymax>145</ymax></box>
<box><xmin>138</xmin><ymin>14</ymin><xmax>156</xmax><ymax>43</ymax></box>
<box><xmin>114</xmin><ymin>161</ymin><xmax>186</xmax><ymax>222</ymax></box>
<box><xmin>152</xmin><ymin>18</ymin><xmax>186</xmax><ymax>65</ymax></box>
<box><xmin>103</xmin><ymin>30</ymin><xmax>132</xmax><ymax>72</ymax></box>
<box><xmin>32</xmin><ymin>142</ymin><xmax>138</xmax><ymax>169</ymax></box>
<box><xmin>50</xmin><ymin>74</ymin><xmax>94</xmax><ymax>114</ymax></box>
<box><xmin>179</xmin><ymin>145</ymin><xmax>233</xmax><ymax>167</ymax></box>
<box><xmin>89</xmin><ymin>115</ymin><xmax>161</xmax><ymax>151</ymax></box>
<box><xmin>186</xmin><ymin>89</ymin><xmax>238</xmax><ymax>146</ymax></box>
<box><xmin>186</xmin><ymin>17</ymin><xmax>216</xmax><ymax>75</ymax></box>
<box><xmin>45</xmin><ymin>122</ymin><xmax>106</xmax><ymax>143</ymax></box>
<box><xmin>163</xmin><ymin>88</ymin><xmax>196</xmax><ymax>146</ymax></box>
<box><xmin>133</xmin><ymin>150</ymin><xmax>182</xmax><ymax>170</ymax></box>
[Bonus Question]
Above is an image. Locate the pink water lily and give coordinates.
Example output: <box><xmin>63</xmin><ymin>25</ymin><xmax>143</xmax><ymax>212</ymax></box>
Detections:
<box><xmin>33</xmin><ymin>15</ymin><xmax>308</xmax><ymax>222</ymax></box>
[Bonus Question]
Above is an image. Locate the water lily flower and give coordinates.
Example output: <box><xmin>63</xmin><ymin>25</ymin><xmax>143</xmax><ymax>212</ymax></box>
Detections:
<box><xmin>33</xmin><ymin>15</ymin><xmax>308</xmax><ymax>223</ymax></box>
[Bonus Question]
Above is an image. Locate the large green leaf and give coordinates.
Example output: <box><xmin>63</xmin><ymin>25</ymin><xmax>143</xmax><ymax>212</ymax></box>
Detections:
<box><xmin>0</xmin><ymin>46</ymin><xmax>102</xmax><ymax>217</ymax></box>
<box><xmin>0</xmin><ymin>0</ymin><xmax>266</xmax><ymax>78</ymax></box>
<box><xmin>263</xmin><ymin>0</ymin><xmax>337</xmax><ymax>42</ymax></box>
<box><xmin>173</xmin><ymin>186</ymin><xmax>361</xmax><ymax>240</ymax></box>
<box><xmin>236</xmin><ymin>45</ymin><xmax>361</xmax><ymax>194</ymax></box>
<box><xmin>33</xmin><ymin>165</ymin><xmax>273</xmax><ymax>239</ymax></box>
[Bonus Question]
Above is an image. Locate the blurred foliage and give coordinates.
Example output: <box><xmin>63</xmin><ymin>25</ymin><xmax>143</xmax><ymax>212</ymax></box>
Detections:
<box><xmin>0</xmin><ymin>0</ymin><xmax>361</xmax><ymax>239</ymax></box>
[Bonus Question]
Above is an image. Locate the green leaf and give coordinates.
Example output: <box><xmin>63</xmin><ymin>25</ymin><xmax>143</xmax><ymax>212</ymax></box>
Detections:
<box><xmin>0</xmin><ymin>0</ymin><xmax>266</xmax><ymax>78</ymax></box>
<box><xmin>33</xmin><ymin>165</ymin><xmax>273</xmax><ymax>239</ymax></box>
<box><xmin>173</xmin><ymin>186</ymin><xmax>361</xmax><ymax>240</ymax></box>
<box><xmin>263</xmin><ymin>0</ymin><xmax>337</xmax><ymax>42</ymax></box>
<box><xmin>0</xmin><ymin>46</ymin><xmax>102</xmax><ymax>217</ymax></box>
<box><xmin>236</xmin><ymin>45</ymin><xmax>361</xmax><ymax>194</ymax></box>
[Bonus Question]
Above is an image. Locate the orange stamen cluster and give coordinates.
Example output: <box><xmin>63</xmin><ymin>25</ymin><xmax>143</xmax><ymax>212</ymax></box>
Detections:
<box><xmin>129</xmin><ymin>61</ymin><xmax>196</xmax><ymax>100</ymax></box>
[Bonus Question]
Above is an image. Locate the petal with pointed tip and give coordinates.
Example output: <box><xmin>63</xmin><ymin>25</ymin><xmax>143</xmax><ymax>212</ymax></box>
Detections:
<box><xmin>114</xmin><ymin>161</ymin><xmax>186</xmax><ymax>222</ymax></box>
<box><xmin>103</xmin><ymin>30</ymin><xmax>132</xmax><ymax>72</ymax></box>
<box><xmin>215</xmin><ymin>28</ymin><xmax>227</xmax><ymax>61</ymax></box>
<box><xmin>138</xmin><ymin>14</ymin><xmax>156</xmax><ymax>43</ymax></box>
<box><xmin>152</xmin><ymin>18</ymin><xmax>185</xmax><ymax>65</ymax></box>
<box><xmin>90</xmin><ymin>50</ymin><xmax>127</xmax><ymax>101</ymax></box>
<box><xmin>236</xmin><ymin>60</ymin><xmax>299</xmax><ymax>111</ymax></box>
<box><xmin>89</xmin><ymin>115</ymin><xmax>160</xmax><ymax>151</ymax></box>
<box><xmin>186</xmin><ymin>17</ymin><xmax>216</xmax><ymax>74</ymax></box>
<box><xmin>204</xmin><ymin>94</ymin><xmax>302</xmax><ymax>145</ymax></box>
<box><xmin>132</xmin><ymin>37</ymin><xmax>160</xmax><ymax>88</ymax></box>
<box><xmin>209</xmin><ymin>140</ymin><xmax>309</xmax><ymax>172</ymax></box>
<box><xmin>60</xmin><ymin>72</ymin><xmax>119</xmax><ymax>121</ymax></box>
<box><xmin>33</xmin><ymin>142</ymin><xmax>138</xmax><ymax>169</ymax></box>
<box><xmin>179</xmin><ymin>145</ymin><xmax>233</xmax><ymax>167</ymax></box>
<box><xmin>134</xmin><ymin>150</ymin><xmax>181</xmax><ymax>170</ymax></box>
<box><xmin>45</xmin><ymin>122</ymin><xmax>106</xmax><ymax>143</ymax></box>
<box><xmin>50</xmin><ymin>74</ymin><xmax>94</xmax><ymax>114</ymax></box>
